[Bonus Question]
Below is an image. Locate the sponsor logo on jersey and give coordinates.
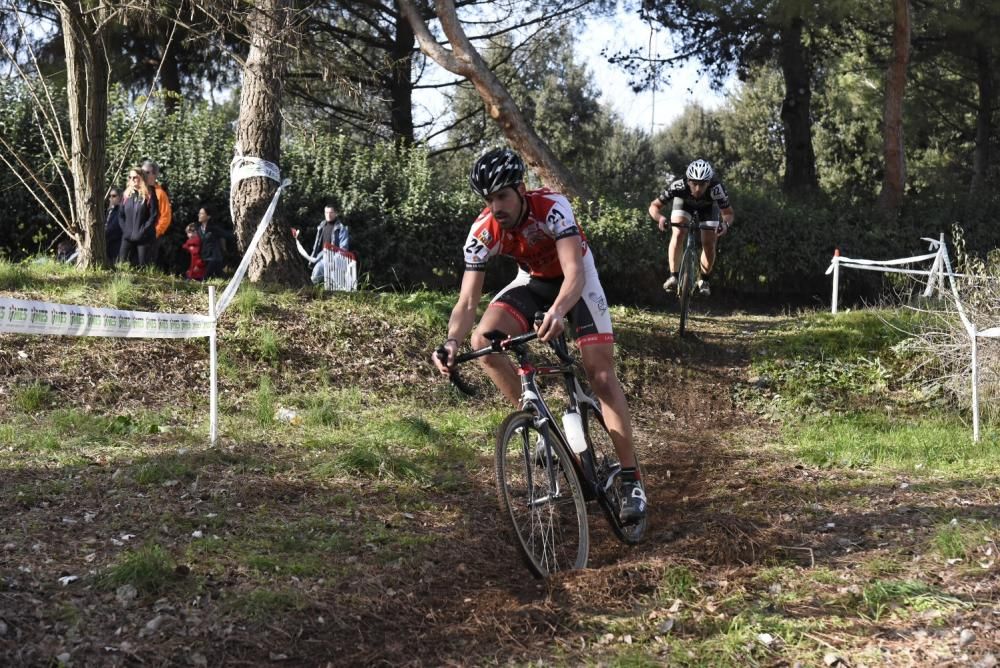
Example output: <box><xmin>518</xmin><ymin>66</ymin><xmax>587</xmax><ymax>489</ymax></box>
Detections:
<box><xmin>477</xmin><ymin>229</ymin><xmax>493</xmax><ymax>245</ymax></box>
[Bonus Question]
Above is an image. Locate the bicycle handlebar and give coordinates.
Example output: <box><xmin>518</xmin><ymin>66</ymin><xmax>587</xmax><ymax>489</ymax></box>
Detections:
<box><xmin>669</xmin><ymin>220</ymin><xmax>721</xmax><ymax>231</ymax></box>
<box><xmin>436</xmin><ymin>312</ymin><xmax>575</xmax><ymax>397</ymax></box>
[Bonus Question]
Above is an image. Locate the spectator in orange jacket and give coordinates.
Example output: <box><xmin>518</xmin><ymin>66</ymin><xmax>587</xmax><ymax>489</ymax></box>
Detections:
<box><xmin>142</xmin><ymin>159</ymin><xmax>172</xmax><ymax>270</ymax></box>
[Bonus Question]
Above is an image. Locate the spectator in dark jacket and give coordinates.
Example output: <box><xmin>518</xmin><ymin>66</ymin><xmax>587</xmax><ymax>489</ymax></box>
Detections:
<box><xmin>118</xmin><ymin>166</ymin><xmax>159</xmax><ymax>267</ymax></box>
<box><xmin>195</xmin><ymin>206</ymin><xmax>233</xmax><ymax>278</ymax></box>
<box><xmin>309</xmin><ymin>200</ymin><xmax>350</xmax><ymax>284</ymax></box>
<box><xmin>105</xmin><ymin>187</ymin><xmax>122</xmax><ymax>263</ymax></box>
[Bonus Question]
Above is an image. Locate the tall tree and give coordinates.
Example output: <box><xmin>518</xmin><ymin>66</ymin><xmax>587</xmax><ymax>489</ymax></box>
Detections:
<box><xmin>397</xmin><ymin>0</ymin><xmax>588</xmax><ymax>199</ymax></box>
<box><xmin>230</xmin><ymin>0</ymin><xmax>305</xmax><ymax>284</ymax></box>
<box><xmin>57</xmin><ymin>0</ymin><xmax>108</xmax><ymax>267</ymax></box>
<box><xmin>288</xmin><ymin>1</ymin><xmax>419</xmax><ymax>142</ymax></box>
<box><xmin>876</xmin><ymin>0</ymin><xmax>911</xmax><ymax>215</ymax></box>
<box><xmin>623</xmin><ymin>0</ymin><xmax>863</xmax><ymax>195</ymax></box>
<box><xmin>0</xmin><ymin>2</ymin><xmax>117</xmax><ymax>268</ymax></box>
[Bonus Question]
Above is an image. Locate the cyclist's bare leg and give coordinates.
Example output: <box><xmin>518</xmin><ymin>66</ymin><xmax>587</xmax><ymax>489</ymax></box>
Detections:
<box><xmin>471</xmin><ymin>306</ymin><xmax>525</xmax><ymax>405</ymax></box>
<box><xmin>578</xmin><ymin>342</ymin><xmax>637</xmax><ymax>469</ymax></box>
<box><xmin>668</xmin><ymin>226</ymin><xmax>686</xmax><ymax>273</ymax></box>
<box><xmin>700</xmin><ymin>228</ymin><xmax>718</xmax><ymax>275</ymax></box>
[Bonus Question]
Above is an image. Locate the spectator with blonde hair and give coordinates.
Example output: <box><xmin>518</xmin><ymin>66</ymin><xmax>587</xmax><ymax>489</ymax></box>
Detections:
<box><xmin>118</xmin><ymin>166</ymin><xmax>159</xmax><ymax>267</ymax></box>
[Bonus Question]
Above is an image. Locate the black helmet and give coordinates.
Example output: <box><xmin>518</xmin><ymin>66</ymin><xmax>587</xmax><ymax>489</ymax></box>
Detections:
<box><xmin>469</xmin><ymin>148</ymin><xmax>525</xmax><ymax>198</ymax></box>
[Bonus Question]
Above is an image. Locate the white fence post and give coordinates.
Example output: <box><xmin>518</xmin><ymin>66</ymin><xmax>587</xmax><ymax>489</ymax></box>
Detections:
<box><xmin>209</xmin><ymin>286</ymin><xmax>218</xmax><ymax>446</ymax></box>
<box><xmin>831</xmin><ymin>248</ymin><xmax>840</xmax><ymax>314</ymax></box>
<box><xmin>971</xmin><ymin>323</ymin><xmax>980</xmax><ymax>443</ymax></box>
<box><xmin>923</xmin><ymin>246</ymin><xmax>943</xmax><ymax>298</ymax></box>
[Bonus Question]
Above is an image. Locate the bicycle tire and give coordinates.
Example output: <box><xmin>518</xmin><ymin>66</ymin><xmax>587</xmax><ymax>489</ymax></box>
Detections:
<box><xmin>677</xmin><ymin>241</ymin><xmax>697</xmax><ymax>337</ymax></box>
<box><xmin>495</xmin><ymin>411</ymin><xmax>590</xmax><ymax>578</ymax></box>
<box><xmin>581</xmin><ymin>403</ymin><xmax>647</xmax><ymax>544</ymax></box>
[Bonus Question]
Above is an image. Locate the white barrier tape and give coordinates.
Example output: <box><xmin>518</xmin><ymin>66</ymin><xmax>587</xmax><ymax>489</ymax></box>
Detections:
<box><xmin>0</xmin><ymin>296</ymin><xmax>212</xmax><ymax>338</ymax></box>
<box><xmin>322</xmin><ymin>248</ymin><xmax>358</xmax><ymax>292</ymax></box>
<box><xmin>230</xmin><ymin>155</ymin><xmax>282</xmax><ymax>185</ymax></box>
<box><xmin>294</xmin><ymin>236</ymin><xmax>320</xmax><ymax>264</ymax></box>
<box><xmin>216</xmin><ymin>177</ymin><xmax>291</xmax><ymax>316</ymax></box>
<box><xmin>977</xmin><ymin>327</ymin><xmax>1000</xmax><ymax>338</ymax></box>
<box><xmin>841</xmin><ymin>252</ymin><xmax>940</xmax><ymax>265</ymax></box>
<box><xmin>833</xmin><ymin>263</ymin><xmax>939</xmax><ymax>277</ymax></box>
<box><xmin>824</xmin><ymin>252</ymin><xmax>940</xmax><ymax>275</ymax></box>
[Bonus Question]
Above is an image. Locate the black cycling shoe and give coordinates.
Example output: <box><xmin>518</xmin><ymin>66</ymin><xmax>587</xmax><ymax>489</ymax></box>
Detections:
<box><xmin>620</xmin><ymin>479</ymin><xmax>648</xmax><ymax>524</ymax></box>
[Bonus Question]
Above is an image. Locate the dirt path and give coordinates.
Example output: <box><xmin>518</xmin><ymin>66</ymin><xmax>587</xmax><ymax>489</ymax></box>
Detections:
<box><xmin>3</xmin><ymin>306</ymin><xmax>997</xmax><ymax>666</ymax></box>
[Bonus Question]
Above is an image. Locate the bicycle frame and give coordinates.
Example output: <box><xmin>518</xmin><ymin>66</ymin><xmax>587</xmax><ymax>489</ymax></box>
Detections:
<box><xmin>508</xmin><ymin>339</ymin><xmax>600</xmax><ymax>496</ymax></box>
<box><xmin>443</xmin><ymin>328</ymin><xmax>601</xmax><ymax>491</ymax></box>
<box><xmin>671</xmin><ymin>213</ymin><xmax>719</xmax><ymax>336</ymax></box>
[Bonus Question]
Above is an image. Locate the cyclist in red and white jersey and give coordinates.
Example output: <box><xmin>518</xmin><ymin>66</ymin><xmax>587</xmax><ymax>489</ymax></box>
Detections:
<box><xmin>431</xmin><ymin>148</ymin><xmax>647</xmax><ymax>524</ymax></box>
<box><xmin>648</xmin><ymin>159</ymin><xmax>735</xmax><ymax>296</ymax></box>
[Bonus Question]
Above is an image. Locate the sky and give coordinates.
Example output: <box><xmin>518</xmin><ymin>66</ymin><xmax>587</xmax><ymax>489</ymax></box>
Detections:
<box><xmin>411</xmin><ymin>7</ymin><xmax>732</xmax><ymax>144</ymax></box>
<box><xmin>579</xmin><ymin>8</ymin><xmax>731</xmax><ymax>133</ymax></box>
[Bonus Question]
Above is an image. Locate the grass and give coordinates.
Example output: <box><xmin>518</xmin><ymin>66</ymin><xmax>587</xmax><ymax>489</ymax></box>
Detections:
<box><xmin>12</xmin><ymin>381</ymin><xmax>54</xmax><ymax>412</ymax></box>
<box><xmin>859</xmin><ymin>579</ymin><xmax>970</xmax><ymax>622</ymax></box>
<box><xmin>232</xmin><ymin>283</ymin><xmax>263</xmax><ymax>318</ymax></box>
<box><xmin>100</xmin><ymin>543</ymin><xmax>179</xmax><ymax>595</ymax></box>
<box><xmin>931</xmin><ymin>518</ymin><xmax>999</xmax><ymax>562</ymax></box>
<box><xmin>792</xmin><ymin>411</ymin><xmax>995</xmax><ymax>473</ymax></box>
<box><xmin>254</xmin><ymin>325</ymin><xmax>283</xmax><ymax>365</ymax></box>
<box><xmin>5</xmin><ymin>262</ymin><xmax>1000</xmax><ymax>664</ymax></box>
<box><xmin>225</xmin><ymin>588</ymin><xmax>312</xmax><ymax>622</ymax></box>
<box><xmin>746</xmin><ymin>309</ymin><xmax>1000</xmax><ymax>477</ymax></box>
<box><xmin>103</xmin><ymin>274</ymin><xmax>142</xmax><ymax>309</ymax></box>
<box><xmin>253</xmin><ymin>376</ymin><xmax>277</xmax><ymax>426</ymax></box>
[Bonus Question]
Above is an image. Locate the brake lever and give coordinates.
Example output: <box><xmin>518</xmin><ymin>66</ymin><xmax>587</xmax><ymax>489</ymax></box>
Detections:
<box><xmin>435</xmin><ymin>346</ymin><xmax>477</xmax><ymax>397</ymax></box>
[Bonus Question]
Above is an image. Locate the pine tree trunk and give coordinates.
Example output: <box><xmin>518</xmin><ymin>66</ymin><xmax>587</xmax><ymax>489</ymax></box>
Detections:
<box><xmin>230</xmin><ymin>0</ymin><xmax>307</xmax><ymax>285</ymax></box>
<box><xmin>59</xmin><ymin>1</ymin><xmax>109</xmax><ymax>268</ymax></box>
<box><xmin>970</xmin><ymin>42</ymin><xmax>993</xmax><ymax>197</ymax></box>
<box><xmin>390</xmin><ymin>1</ymin><xmax>416</xmax><ymax>143</ymax></box>
<box><xmin>778</xmin><ymin>16</ymin><xmax>819</xmax><ymax>196</ymax></box>
<box><xmin>878</xmin><ymin>0</ymin><xmax>911</xmax><ymax>215</ymax></box>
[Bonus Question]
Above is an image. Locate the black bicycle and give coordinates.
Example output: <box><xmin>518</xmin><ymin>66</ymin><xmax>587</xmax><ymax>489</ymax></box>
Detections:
<box><xmin>670</xmin><ymin>212</ymin><xmax>721</xmax><ymax>337</ymax></box>
<box><xmin>438</xmin><ymin>318</ymin><xmax>647</xmax><ymax>578</ymax></box>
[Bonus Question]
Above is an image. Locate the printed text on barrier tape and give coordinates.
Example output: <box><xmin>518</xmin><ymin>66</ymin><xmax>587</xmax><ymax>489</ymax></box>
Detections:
<box><xmin>0</xmin><ymin>297</ymin><xmax>213</xmax><ymax>338</ymax></box>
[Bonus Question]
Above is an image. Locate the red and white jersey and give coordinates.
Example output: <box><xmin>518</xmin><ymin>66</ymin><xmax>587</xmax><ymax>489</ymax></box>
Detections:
<box><xmin>463</xmin><ymin>188</ymin><xmax>589</xmax><ymax>279</ymax></box>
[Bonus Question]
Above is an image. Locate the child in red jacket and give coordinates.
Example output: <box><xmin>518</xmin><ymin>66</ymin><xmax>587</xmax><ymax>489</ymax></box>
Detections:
<box><xmin>182</xmin><ymin>223</ymin><xmax>206</xmax><ymax>280</ymax></box>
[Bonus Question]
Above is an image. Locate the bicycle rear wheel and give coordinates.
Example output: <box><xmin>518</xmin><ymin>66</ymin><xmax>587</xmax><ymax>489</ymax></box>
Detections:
<box><xmin>495</xmin><ymin>411</ymin><xmax>589</xmax><ymax>578</ymax></box>
<box><xmin>581</xmin><ymin>402</ymin><xmax>648</xmax><ymax>544</ymax></box>
<box><xmin>677</xmin><ymin>242</ymin><xmax>697</xmax><ymax>337</ymax></box>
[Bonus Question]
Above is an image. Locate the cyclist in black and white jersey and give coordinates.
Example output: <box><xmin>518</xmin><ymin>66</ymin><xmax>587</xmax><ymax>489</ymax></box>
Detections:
<box><xmin>647</xmin><ymin>159</ymin><xmax>735</xmax><ymax>296</ymax></box>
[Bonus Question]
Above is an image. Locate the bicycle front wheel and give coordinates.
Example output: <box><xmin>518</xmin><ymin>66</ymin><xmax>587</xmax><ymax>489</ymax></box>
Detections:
<box><xmin>677</xmin><ymin>242</ymin><xmax>697</xmax><ymax>337</ymax></box>
<box><xmin>581</xmin><ymin>403</ymin><xmax>648</xmax><ymax>545</ymax></box>
<box><xmin>495</xmin><ymin>411</ymin><xmax>589</xmax><ymax>578</ymax></box>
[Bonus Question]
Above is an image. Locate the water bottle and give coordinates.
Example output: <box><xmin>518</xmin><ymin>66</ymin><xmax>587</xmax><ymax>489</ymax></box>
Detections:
<box><xmin>562</xmin><ymin>410</ymin><xmax>587</xmax><ymax>454</ymax></box>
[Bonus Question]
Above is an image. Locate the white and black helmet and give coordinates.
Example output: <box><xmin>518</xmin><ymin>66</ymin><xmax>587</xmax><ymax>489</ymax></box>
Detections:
<box><xmin>469</xmin><ymin>148</ymin><xmax>526</xmax><ymax>198</ymax></box>
<box><xmin>685</xmin><ymin>159</ymin><xmax>714</xmax><ymax>181</ymax></box>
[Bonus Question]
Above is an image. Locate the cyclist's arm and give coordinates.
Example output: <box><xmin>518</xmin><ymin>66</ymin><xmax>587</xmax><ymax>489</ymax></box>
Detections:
<box><xmin>433</xmin><ymin>270</ymin><xmax>485</xmax><ymax>372</ymax></box>
<box><xmin>719</xmin><ymin>206</ymin><xmax>735</xmax><ymax>236</ymax></box>
<box><xmin>648</xmin><ymin>197</ymin><xmax>670</xmax><ymax>231</ymax></box>
<box><xmin>538</xmin><ymin>237</ymin><xmax>584</xmax><ymax>342</ymax></box>
<box><xmin>721</xmin><ymin>206</ymin><xmax>735</xmax><ymax>226</ymax></box>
